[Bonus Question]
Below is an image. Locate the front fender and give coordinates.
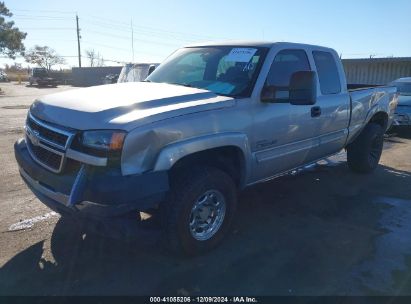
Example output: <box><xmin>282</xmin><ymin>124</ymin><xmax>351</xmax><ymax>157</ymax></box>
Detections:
<box><xmin>153</xmin><ymin>132</ymin><xmax>252</xmax><ymax>182</ymax></box>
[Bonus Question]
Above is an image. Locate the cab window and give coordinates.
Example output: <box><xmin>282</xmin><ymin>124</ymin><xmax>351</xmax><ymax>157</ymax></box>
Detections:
<box><xmin>265</xmin><ymin>49</ymin><xmax>311</xmax><ymax>101</ymax></box>
<box><xmin>313</xmin><ymin>51</ymin><xmax>341</xmax><ymax>95</ymax></box>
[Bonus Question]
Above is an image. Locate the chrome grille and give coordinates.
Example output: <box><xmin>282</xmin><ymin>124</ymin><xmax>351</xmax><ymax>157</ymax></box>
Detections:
<box><xmin>27</xmin><ymin>140</ymin><xmax>63</xmax><ymax>172</ymax></box>
<box><xmin>25</xmin><ymin>113</ymin><xmax>74</xmax><ymax>173</ymax></box>
<box><xmin>26</xmin><ymin>117</ymin><xmax>68</xmax><ymax>147</ymax></box>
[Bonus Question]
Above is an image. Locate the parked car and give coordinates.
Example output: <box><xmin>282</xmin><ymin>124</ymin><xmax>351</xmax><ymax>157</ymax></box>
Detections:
<box><xmin>0</xmin><ymin>70</ymin><xmax>9</xmax><ymax>82</ymax></box>
<box><xmin>389</xmin><ymin>77</ymin><xmax>411</xmax><ymax>129</ymax></box>
<box><xmin>15</xmin><ymin>42</ymin><xmax>398</xmax><ymax>255</ymax></box>
<box><xmin>29</xmin><ymin>68</ymin><xmax>58</xmax><ymax>87</ymax></box>
<box><xmin>102</xmin><ymin>73</ymin><xmax>119</xmax><ymax>84</ymax></box>
<box><xmin>117</xmin><ymin>63</ymin><xmax>159</xmax><ymax>83</ymax></box>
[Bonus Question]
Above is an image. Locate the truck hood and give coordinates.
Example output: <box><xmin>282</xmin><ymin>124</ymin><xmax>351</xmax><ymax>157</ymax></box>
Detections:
<box><xmin>30</xmin><ymin>82</ymin><xmax>235</xmax><ymax>131</ymax></box>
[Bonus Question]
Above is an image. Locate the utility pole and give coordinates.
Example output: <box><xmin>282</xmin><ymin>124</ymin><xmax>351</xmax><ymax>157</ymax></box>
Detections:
<box><xmin>76</xmin><ymin>14</ymin><xmax>82</xmax><ymax>68</ymax></box>
<box><xmin>131</xmin><ymin>18</ymin><xmax>135</xmax><ymax>62</ymax></box>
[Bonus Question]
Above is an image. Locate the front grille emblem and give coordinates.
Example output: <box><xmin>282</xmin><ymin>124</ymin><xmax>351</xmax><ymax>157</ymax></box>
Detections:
<box><xmin>28</xmin><ymin>129</ymin><xmax>40</xmax><ymax>146</ymax></box>
<box><xmin>25</xmin><ymin>112</ymin><xmax>74</xmax><ymax>173</ymax></box>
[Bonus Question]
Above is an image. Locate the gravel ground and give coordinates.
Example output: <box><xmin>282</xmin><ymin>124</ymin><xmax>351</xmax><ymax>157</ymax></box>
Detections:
<box><xmin>0</xmin><ymin>82</ymin><xmax>411</xmax><ymax>296</ymax></box>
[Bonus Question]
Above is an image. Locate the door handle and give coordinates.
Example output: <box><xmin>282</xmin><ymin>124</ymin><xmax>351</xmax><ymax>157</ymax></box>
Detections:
<box><xmin>311</xmin><ymin>106</ymin><xmax>321</xmax><ymax>117</ymax></box>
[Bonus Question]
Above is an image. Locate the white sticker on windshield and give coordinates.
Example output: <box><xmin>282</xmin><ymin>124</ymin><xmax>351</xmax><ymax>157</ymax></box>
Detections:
<box><xmin>226</xmin><ymin>48</ymin><xmax>257</xmax><ymax>63</ymax></box>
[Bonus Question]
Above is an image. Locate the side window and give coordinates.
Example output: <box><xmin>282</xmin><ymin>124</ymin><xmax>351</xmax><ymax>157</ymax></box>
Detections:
<box><xmin>265</xmin><ymin>49</ymin><xmax>311</xmax><ymax>100</ymax></box>
<box><xmin>313</xmin><ymin>51</ymin><xmax>341</xmax><ymax>95</ymax></box>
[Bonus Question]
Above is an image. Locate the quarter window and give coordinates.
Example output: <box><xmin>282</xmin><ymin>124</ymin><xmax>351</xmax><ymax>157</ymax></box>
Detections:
<box><xmin>313</xmin><ymin>51</ymin><xmax>341</xmax><ymax>95</ymax></box>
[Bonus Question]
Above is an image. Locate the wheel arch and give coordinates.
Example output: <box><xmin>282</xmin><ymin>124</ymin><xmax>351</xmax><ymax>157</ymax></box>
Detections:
<box><xmin>153</xmin><ymin>133</ymin><xmax>251</xmax><ymax>188</ymax></box>
<box><xmin>368</xmin><ymin>111</ymin><xmax>389</xmax><ymax>131</ymax></box>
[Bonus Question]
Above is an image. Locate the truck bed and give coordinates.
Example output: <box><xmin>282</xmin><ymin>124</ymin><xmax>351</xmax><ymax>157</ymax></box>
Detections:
<box><xmin>347</xmin><ymin>85</ymin><xmax>397</xmax><ymax>143</ymax></box>
<box><xmin>348</xmin><ymin>83</ymin><xmax>384</xmax><ymax>91</ymax></box>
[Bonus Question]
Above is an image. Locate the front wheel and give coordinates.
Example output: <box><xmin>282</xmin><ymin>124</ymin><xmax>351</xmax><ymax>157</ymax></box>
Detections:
<box><xmin>162</xmin><ymin>166</ymin><xmax>237</xmax><ymax>256</ymax></box>
<box><xmin>347</xmin><ymin>123</ymin><xmax>384</xmax><ymax>173</ymax></box>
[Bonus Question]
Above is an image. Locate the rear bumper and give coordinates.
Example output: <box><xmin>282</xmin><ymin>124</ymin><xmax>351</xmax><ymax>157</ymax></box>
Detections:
<box><xmin>14</xmin><ymin>138</ymin><xmax>169</xmax><ymax>219</ymax></box>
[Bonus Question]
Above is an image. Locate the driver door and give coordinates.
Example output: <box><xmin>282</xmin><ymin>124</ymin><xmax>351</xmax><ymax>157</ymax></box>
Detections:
<box><xmin>251</xmin><ymin>49</ymin><xmax>319</xmax><ymax>182</ymax></box>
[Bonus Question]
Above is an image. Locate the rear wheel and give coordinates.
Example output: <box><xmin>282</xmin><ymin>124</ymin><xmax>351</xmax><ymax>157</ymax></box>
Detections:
<box><xmin>347</xmin><ymin>123</ymin><xmax>384</xmax><ymax>173</ymax></box>
<box><xmin>162</xmin><ymin>166</ymin><xmax>237</xmax><ymax>256</ymax></box>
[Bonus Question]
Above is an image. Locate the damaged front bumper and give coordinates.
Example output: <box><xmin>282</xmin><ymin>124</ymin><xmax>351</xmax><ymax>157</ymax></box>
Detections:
<box><xmin>14</xmin><ymin>138</ymin><xmax>169</xmax><ymax>221</ymax></box>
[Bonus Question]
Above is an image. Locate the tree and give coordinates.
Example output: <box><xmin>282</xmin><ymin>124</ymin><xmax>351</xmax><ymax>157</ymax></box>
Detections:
<box><xmin>85</xmin><ymin>48</ymin><xmax>105</xmax><ymax>67</ymax></box>
<box><xmin>0</xmin><ymin>2</ymin><xmax>27</xmax><ymax>58</ymax></box>
<box><xmin>85</xmin><ymin>49</ymin><xmax>97</xmax><ymax>67</ymax></box>
<box><xmin>24</xmin><ymin>45</ymin><xmax>65</xmax><ymax>71</ymax></box>
<box><xmin>4</xmin><ymin>62</ymin><xmax>22</xmax><ymax>72</ymax></box>
<box><xmin>97</xmin><ymin>56</ymin><xmax>105</xmax><ymax>67</ymax></box>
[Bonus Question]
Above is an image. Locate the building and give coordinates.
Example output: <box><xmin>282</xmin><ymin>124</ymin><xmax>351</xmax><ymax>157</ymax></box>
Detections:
<box><xmin>342</xmin><ymin>57</ymin><xmax>411</xmax><ymax>86</ymax></box>
<box><xmin>72</xmin><ymin>66</ymin><xmax>122</xmax><ymax>87</ymax></box>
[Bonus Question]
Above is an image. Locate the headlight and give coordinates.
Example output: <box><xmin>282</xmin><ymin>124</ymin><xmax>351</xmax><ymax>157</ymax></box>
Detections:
<box><xmin>81</xmin><ymin>130</ymin><xmax>126</xmax><ymax>151</ymax></box>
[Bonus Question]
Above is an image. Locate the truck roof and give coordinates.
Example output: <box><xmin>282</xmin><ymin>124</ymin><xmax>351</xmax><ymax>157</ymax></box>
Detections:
<box><xmin>184</xmin><ymin>41</ymin><xmax>336</xmax><ymax>52</ymax></box>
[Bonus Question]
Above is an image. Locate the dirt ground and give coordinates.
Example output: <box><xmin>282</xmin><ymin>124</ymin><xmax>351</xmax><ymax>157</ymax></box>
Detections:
<box><xmin>0</xmin><ymin>82</ymin><xmax>411</xmax><ymax>296</ymax></box>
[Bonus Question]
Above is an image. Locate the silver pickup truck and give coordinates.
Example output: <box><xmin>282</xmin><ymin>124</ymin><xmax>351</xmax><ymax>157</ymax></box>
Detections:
<box><xmin>14</xmin><ymin>42</ymin><xmax>398</xmax><ymax>255</ymax></box>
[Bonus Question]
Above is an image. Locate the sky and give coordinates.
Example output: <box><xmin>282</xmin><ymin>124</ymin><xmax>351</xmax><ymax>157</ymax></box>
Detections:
<box><xmin>2</xmin><ymin>0</ymin><xmax>411</xmax><ymax>69</ymax></box>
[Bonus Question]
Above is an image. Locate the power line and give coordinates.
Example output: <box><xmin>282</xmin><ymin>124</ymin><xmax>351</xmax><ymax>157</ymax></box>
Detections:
<box><xmin>81</xmin><ymin>41</ymin><xmax>130</xmax><ymax>53</ymax></box>
<box><xmin>19</xmin><ymin>27</ymin><xmax>76</xmax><ymax>31</ymax></box>
<box><xmin>87</xmin><ymin>14</ymin><xmax>228</xmax><ymax>40</ymax></box>
<box><xmin>13</xmin><ymin>12</ymin><xmax>225</xmax><ymax>41</ymax></box>
<box><xmin>13</xmin><ymin>12</ymin><xmax>224</xmax><ymax>49</ymax></box>
<box><xmin>81</xmin><ymin>20</ymin><xmax>205</xmax><ymax>48</ymax></box>
<box><xmin>81</xmin><ymin>18</ymin><xmax>199</xmax><ymax>43</ymax></box>
<box><xmin>15</xmin><ymin>13</ymin><xmax>204</xmax><ymax>46</ymax></box>
<box><xmin>81</xmin><ymin>41</ymin><xmax>166</xmax><ymax>57</ymax></box>
<box><xmin>23</xmin><ymin>39</ymin><xmax>78</xmax><ymax>43</ymax></box>
<box><xmin>12</xmin><ymin>9</ymin><xmax>76</xmax><ymax>15</ymax></box>
<box><xmin>4</xmin><ymin>10</ymin><xmax>228</xmax><ymax>65</ymax></box>
<box><xmin>13</xmin><ymin>14</ymin><xmax>71</xmax><ymax>21</ymax></box>
<box><xmin>83</xmin><ymin>29</ymin><xmax>181</xmax><ymax>47</ymax></box>
<box><xmin>79</xmin><ymin>15</ymin><xmax>226</xmax><ymax>42</ymax></box>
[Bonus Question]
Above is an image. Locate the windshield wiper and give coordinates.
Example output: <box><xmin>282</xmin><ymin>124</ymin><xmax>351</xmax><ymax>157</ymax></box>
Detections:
<box><xmin>214</xmin><ymin>92</ymin><xmax>234</xmax><ymax>97</ymax></box>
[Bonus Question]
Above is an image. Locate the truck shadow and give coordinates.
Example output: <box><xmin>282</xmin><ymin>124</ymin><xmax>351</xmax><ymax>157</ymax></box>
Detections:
<box><xmin>1</xmin><ymin>162</ymin><xmax>411</xmax><ymax>295</ymax></box>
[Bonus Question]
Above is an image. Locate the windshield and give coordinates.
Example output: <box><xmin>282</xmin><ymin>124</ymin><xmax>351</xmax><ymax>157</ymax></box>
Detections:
<box><xmin>146</xmin><ymin>46</ymin><xmax>268</xmax><ymax>97</ymax></box>
<box><xmin>391</xmin><ymin>82</ymin><xmax>411</xmax><ymax>95</ymax></box>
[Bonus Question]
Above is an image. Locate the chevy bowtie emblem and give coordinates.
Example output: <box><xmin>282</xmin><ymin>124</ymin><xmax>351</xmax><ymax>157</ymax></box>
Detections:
<box><xmin>28</xmin><ymin>129</ymin><xmax>40</xmax><ymax>146</ymax></box>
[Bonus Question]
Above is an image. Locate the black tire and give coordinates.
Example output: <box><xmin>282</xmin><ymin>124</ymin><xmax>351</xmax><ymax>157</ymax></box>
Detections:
<box><xmin>347</xmin><ymin>122</ymin><xmax>384</xmax><ymax>173</ymax></box>
<box><xmin>162</xmin><ymin>166</ymin><xmax>237</xmax><ymax>256</ymax></box>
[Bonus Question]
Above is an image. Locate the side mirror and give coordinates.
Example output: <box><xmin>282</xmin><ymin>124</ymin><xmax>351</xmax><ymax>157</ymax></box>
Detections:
<box><xmin>148</xmin><ymin>64</ymin><xmax>156</xmax><ymax>76</ymax></box>
<box><xmin>289</xmin><ymin>71</ymin><xmax>317</xmax><ymax>105</ymax></box>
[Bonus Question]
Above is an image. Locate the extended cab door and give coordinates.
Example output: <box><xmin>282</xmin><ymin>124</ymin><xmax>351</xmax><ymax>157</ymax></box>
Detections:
<box><xmin>308</xmin><ymin>50</ymin><xmax>351</xmax><ymax>159</ymax></box>
<box><xmin>250</xmin><ymin>49</ymin><xmax>320</xmax><ymax>182</ymax></box>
